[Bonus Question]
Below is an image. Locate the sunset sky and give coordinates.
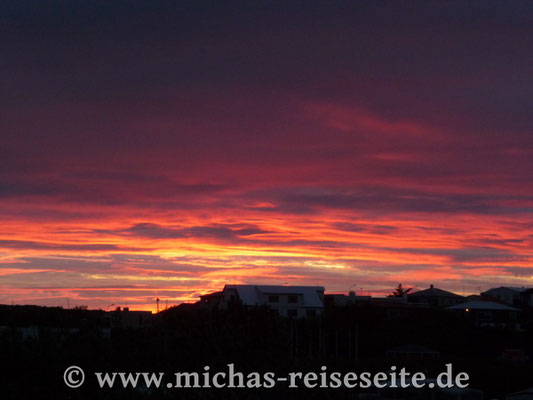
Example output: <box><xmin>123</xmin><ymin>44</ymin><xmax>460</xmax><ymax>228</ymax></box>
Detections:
<box><xmin>2</xmin><ymin>1</ymin><xmax>533</xmax><ymax>311</ymax></box>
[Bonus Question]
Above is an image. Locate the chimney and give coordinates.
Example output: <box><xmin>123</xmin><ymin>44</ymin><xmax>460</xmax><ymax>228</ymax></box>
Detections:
<box><xmin>430</xmin><ymin>284</ymin><xmax>434</xmax><ymax>289</ymax></box>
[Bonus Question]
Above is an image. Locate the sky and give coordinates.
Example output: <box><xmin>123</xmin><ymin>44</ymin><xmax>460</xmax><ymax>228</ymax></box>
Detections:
<box><xmin>1</xmin><ymin>1</ymin><xmax>533</xmax><ymax>311</ymax></box>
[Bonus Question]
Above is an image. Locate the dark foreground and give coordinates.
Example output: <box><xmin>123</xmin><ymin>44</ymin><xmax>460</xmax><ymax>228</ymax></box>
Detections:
<box><xmin>1</xmin><ymin>303</ymin><xmax>533</xmax><ymax>399</ymax></box>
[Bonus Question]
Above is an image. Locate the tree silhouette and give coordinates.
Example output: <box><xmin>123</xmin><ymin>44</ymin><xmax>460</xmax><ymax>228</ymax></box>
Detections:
<box><xmin>388</xmin><ymin>283</ymin><xmax>413</xmax><ymax>298</ymax></box>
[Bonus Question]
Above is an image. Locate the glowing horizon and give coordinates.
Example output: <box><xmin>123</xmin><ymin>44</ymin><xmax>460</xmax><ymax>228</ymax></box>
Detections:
<box><xmin>2</xmin><ymin>2</ymin><xmax>533</xmax><ymax>311</ymax></box>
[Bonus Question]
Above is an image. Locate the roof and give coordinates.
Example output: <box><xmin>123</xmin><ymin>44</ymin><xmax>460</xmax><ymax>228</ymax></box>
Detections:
<box><xmin>483</xmin><ymin>286</ymin><xmax>528</xmax><ymax>294</ymax></box>
<box><xmin>199</xmin><ymin>291</ymin><xmax>222</xmax><ymax>299</ymax></box>
<box><xmin>223</xmin><ymin>285</ymin><xmax>325</xmax><ymax>308</ymax></box>
<box><xmin>507</xmin><ymin>388</ymin><xmax>533</xmax><ymax>400</ymax></box>
<box><xmin>408</xmin><ymin>287</ymin><xmax>463</xmax><ymax>298</ymax></box>
<box><xmin>447</xmin><ymin>300</ymin><xmax>519</xmax><ymax>311</ymax></box>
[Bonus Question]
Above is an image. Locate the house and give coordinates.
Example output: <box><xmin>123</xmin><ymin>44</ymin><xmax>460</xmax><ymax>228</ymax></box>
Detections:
<box><xmin>366</xmin><ymin>297</ymin><xmax>429</xmax><ymax>320</ymax></box>
<box><xmin>219</xmin><ymin>284</ymin><xmax>325</xmax><ymax>318</ymax></box>
<box><xmin>408</xmin><ymin>284</ymin><xmax>465</xmax><ymax>307</ymax></box>
<box><xmin>447</xmin><ymin>300</ymin><xmax>519</xmax><ymax>329</ymax></box>
<box><xmin>519</xmin><ymin>288</ymin><xmax>533</xmax><ymax>307</ymax></box>
<box><xmin>482</xmin><ymin>286</ymin><xmax>527</xmax><ymax>306</ymax></box>
<box><xmin>108</xmin><ymin>307</ymin><xmax>152</xmax><ymax>329</ymax></box>
<box><xmin>324</xmin><ymin>290</ymin><xmax>371</xmax><ymax>307</ymax></box>
<box><xmin>199</xmin><ymin>291</ymin><xmax>223</xmax><ymax>309</ymax></box>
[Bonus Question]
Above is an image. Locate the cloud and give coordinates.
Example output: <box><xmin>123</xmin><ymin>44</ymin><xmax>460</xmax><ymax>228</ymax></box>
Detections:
<box><xmin>104</xmin><ymin>223</ymin><xmax>271</xmax><ymax>241</ymax></box>
<box><xmin>248</xmin><ymin>187</ymin><xmax>533</xmax><ymax>215</ymax></box>
<box><xmin>0</xmin><ymin>240</ymin><xmax>148</xmax><ymax>252</ymax></box>
<box><xmin>1</xmin><ymin>1</ymin><xmax>533</xmax><ymax>309</ymax></box>
<box><xmin>331</xmin><ymin>222</ymin><xmax>398</xmax><ymax>234</ymax></box>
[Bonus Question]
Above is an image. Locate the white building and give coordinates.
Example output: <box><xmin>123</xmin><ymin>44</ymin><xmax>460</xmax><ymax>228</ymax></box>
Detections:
<box><xmin>482</xmin><ymin>287</ymin><xmax>527</xmax><ymax>306</ymax></box>
<box><xmin>219</xmin><ymin>284</ymin><xmax>325</xmax><ymax>318</ymax></box>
